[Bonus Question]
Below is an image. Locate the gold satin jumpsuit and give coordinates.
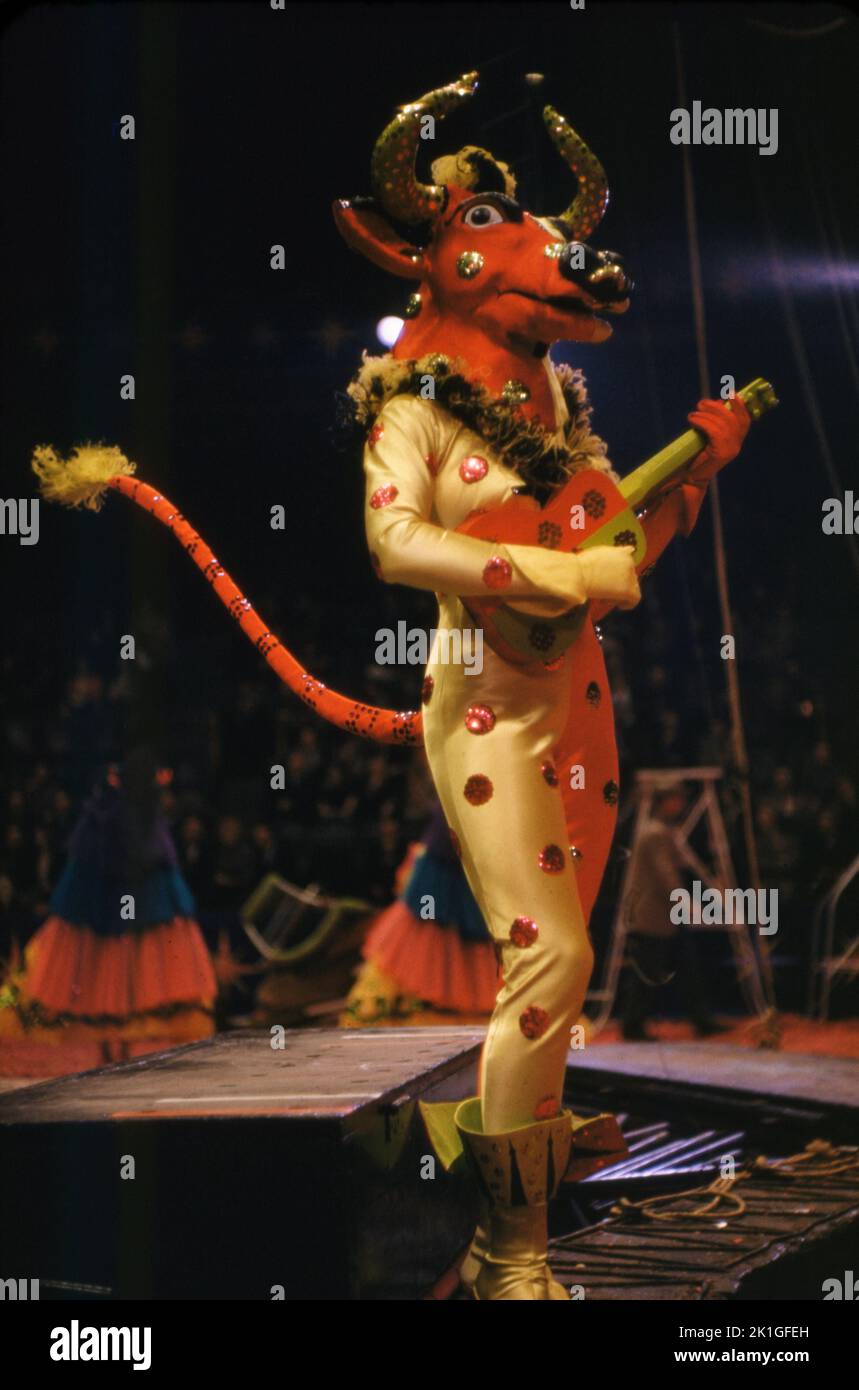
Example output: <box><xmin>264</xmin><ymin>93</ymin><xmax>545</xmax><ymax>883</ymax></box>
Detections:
<box><xmin>364</xmin><ymin>367</ymin><xmax>622</xmax><ymax>1133</ymax></box>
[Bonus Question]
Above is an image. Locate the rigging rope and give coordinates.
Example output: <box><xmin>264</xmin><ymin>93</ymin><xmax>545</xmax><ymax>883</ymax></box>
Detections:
<box><xmin>671</xmin><ymin>24</ymin><xmax>777</xmax><ymax>1031</ymax></box>
<box><xmin>611</xmin><ymin>1139</ymin><xmax>859</xmax><ymax>1223</ymax></box>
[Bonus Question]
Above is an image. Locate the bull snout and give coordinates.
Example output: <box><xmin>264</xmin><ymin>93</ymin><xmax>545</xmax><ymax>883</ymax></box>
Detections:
<box><xmin>557</xmin><ymin>242</ymin><xmax>633</xmax><ymax>305</ymax></box>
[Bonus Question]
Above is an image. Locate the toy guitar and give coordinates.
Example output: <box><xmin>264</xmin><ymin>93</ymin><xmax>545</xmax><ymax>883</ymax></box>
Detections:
<box><xmin>458</xmin><ymin>377</ymin><xmax>778</xmax><ymax>665</ymax></box>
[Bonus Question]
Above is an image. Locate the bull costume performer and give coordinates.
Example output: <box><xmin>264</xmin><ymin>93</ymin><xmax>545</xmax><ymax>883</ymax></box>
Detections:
<box><xmin>33</xmin><ymin>73</ymin><xmax>758</xmax><ymax>1299</ymax></box>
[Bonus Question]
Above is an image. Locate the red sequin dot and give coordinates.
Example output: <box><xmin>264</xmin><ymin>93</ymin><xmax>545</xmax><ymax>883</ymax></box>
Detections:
<box><xmin>420</xmin><ymin>675</ymin><xmax>434</xmax><ymax>705</ymax></box>
<box><xmin>369</xmin><ymin>484</ymin><xmax>398</xmax><ymax>510</ymax></box>
<box><xmin>368</xmin><ymin>422</ymin><xmax>384</xmax><ymax>449</ymax></box>
<box><xmin>538</xmin><ymin>844</ymin><xmax>566</xmax><ymax>874</ymax></box>
<box><xmin>482</xmin><ymin>555</ymin><xmax>513</xmax><ymax>590</ymax></box>
<box><xmin>465</xmin><ymin>703</ymin><xmax>496</xmax><ymax>735</ymax></box>
<box><xmin>534</xmin><ymin>1095</ymin><xmax>560</xmax><ymax>1121</ymax></box>
<box><xmin>510</xmin><ymin>916</ymin><xmax>539</xmax><ymax>948</ymax></box>
<box><xmin>464</xmin><ymin>774</ymin><xmax>493</xmax><ymax>806</ymax></box>
<box><xmin>541</xmin><ymin>760</ymin><xmax>559</xmax><ymax>788</ymax></box>
<box><xmin>449</xmin><ymin>828</ymin><xmax>462</xmax><ymax>858</ymax></box>
<box><xmin>459</xmin><ymin>455</ymin><xmax>489</xmax><ymax>484</ymax></box>
<box><xmin>519</xmin><ymin>1006</ymin><xmax>551</xmax><ymax>1040</ymax></box>
<box><xmin>425</xmin><ymin>453</ymin><xmax>440</xmax><ymax>476</ymax></box>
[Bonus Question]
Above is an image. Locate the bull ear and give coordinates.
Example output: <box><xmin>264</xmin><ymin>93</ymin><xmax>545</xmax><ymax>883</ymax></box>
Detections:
<box><xmin>332</xmin><ymin>200</ymin><xmax>427</xmax><ymax>280</ymax></box>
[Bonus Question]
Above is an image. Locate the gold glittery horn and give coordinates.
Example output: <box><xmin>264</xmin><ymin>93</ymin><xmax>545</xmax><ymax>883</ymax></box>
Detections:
<box><xmin>543</xmin><ymin>105</ymin><xmax>609</xmax><ymax>241</ymax></box>
<box><xmin>371</xmin><ymin>71</ymin><xmax>479</xmax><ymax>224</ymax></box>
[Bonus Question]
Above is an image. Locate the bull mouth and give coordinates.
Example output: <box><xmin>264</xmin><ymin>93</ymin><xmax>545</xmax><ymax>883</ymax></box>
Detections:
<box><xmin>500</xmin><ymin>288</ymin><xmax>626</xmax><ymax>317</ymax></box>
<box><xmin>500</xmin><ymin>288</ymin><xmax>598</xmax><ymax>317</ymax></box>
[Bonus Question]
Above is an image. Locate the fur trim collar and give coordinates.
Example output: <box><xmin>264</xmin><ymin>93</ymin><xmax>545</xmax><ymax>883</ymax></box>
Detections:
<box><xmin>344</xmin><ymin>352</ymin><xmax>615</xmax><ymax>502</ymax></box>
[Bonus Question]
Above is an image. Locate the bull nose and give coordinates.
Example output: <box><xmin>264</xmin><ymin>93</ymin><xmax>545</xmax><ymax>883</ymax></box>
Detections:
<box><xmin>558</xmin><ymin>242</ymin><xmax>633</xmax><ymax>304</ymax></box>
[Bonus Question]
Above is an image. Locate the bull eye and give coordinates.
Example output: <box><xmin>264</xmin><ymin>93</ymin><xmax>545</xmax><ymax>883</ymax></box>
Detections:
<box><xmin>463</xmin><ymin>203</ymin><xmax>504</xmax><ymax>228</ymax></box>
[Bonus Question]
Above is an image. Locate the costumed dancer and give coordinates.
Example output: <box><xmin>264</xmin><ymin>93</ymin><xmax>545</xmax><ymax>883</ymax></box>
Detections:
<box><xmin>0</xmin><ymin>748</ymin><xmax>217</xmax><ymax>1065</ymax></box>
<box><xmin>342</xmin><ymin>799</ymin><xmax>497</xmax><ymax>1026</ymax></box>
<box><xmin>341</xmin><ymin>75</ymin><xmax>749</xmax><ymax>1298</ymax></box>
<box><xmin>28</xmin><ymin>73</ymin><xmax>750</xmax><ymax>1297</ymax></box>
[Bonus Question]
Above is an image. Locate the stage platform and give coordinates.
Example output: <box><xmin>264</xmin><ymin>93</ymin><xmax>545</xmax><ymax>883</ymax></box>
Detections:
<box><xmin>2</xmin><ymin>1028</ymin><xmax>857</xmax><ymax>1300</ymax></box>
<box><xmin>0</xmin><ymin>1026</ymin><xmax>486</xmax><ymax>1124</ymax></box>
<box><xmin>573</xmin><ymin>1040</ymin><xmax>859</xmax><ymax>1112</ymax></box>
<box><xmin>0</xmin><ymin>1028</ymin><xmax>485</xmax><ymax>1300</ymax></box>
<box><xmin>546</xmin><ymin>1039</ymin><xmax>859</xmax><ymax>1301</ymax></box>
<box><xmin>567</xmin><ymin>1040</ymin><xmax>859</xmax><ymax>1139</ymax></box>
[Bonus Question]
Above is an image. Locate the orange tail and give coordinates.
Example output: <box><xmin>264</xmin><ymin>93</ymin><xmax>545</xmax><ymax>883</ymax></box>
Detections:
<box><xmin>109</xmin><ymin>475</ymin><xmax>423</xmax><ymax>746</ymax></box>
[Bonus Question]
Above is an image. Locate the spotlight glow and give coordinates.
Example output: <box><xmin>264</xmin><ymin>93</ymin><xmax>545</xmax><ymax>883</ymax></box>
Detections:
<box><xmin>376</xmin><ymin>316</ymin><xmax>404</xmax><ymax>348</ymax></box>
<box><xmin>718</xmin><ymin>254</ymin><xmax>859</xmax><ymax>298</ymax></box>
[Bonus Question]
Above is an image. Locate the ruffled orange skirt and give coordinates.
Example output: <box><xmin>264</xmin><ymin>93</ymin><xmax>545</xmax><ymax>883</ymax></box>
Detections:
<box><xmin>358</xmin><ymin>900</ymin><xmax>499</xmax><ymax>1015</ymax></box>
<box><xmin>0</xmin><ymin>915</ymin><xmax>216</xmax><ymax>1046</ymax></box>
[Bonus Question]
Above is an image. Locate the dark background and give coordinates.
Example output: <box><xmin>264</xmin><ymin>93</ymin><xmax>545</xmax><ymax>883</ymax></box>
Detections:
<box><xmin>1</xmin><ymin>1</ymin><xmax>857</xmax><ymax>1004</ymax></box>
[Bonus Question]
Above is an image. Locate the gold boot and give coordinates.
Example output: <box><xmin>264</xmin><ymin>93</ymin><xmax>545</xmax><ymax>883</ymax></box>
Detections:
<box><xmin>454</xmin><ymin>1099</ymin><xmax>572</xmax><ymax>1301</ymax></box>
<box><xmin>457</xmin><ymin>1108</ymin><xmax>628</xmax><ymax>1299</ymax></box>
<box><xmin>459</xmin><ymin>1211</ymin><xmax>570</xmax><ymax>1301</ymax></box>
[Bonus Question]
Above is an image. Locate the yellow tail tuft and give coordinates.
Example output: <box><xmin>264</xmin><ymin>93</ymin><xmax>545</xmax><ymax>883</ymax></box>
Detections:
<box><xmin>31</xmin><ymin>443</ymin><xmax>136</xmax><ymax>512</ymax></box>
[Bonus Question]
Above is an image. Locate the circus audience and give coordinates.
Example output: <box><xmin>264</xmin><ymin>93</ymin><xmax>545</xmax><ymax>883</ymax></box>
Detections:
<box><xmin>0</xmin><ymin>591</ymin><xmax>855</xmax><ymax>1008</ymax></box>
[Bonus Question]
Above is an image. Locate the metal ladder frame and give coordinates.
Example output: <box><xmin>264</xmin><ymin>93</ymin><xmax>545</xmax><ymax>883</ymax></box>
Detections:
<box><xmin>587</xmin><ymin>767</ymin><xmax>769</xmax><ymax>1033</ymax></box>
<box><xmin>807</xmin><ymin>851</ymin><xmax>859</xmax><ymax>1020</ymax></box>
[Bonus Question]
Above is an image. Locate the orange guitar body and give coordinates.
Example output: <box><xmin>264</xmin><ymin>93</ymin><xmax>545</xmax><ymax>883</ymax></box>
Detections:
<box><xmin>457</xmin><ymin>467</ymin><xmax>647</xmax><ymax>668</ymax></box>
<box><xmin>457</xmin><ymin>377</ymin><xmax>777</xmax><ymax>666</ymax></box>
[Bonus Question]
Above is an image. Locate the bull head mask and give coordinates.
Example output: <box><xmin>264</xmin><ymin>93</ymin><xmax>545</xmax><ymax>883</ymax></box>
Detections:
<box><xmin>334</xmin><ymin>72</ymin><xmax>632</xmax><ymax>401</ymax></box>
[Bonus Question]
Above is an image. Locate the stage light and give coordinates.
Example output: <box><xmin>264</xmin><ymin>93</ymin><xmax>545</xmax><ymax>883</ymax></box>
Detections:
<box><xmin>377</xmin><ymin>316</ymin><xmax>404</xmax><ymax>348</ymax></box>
<box><xmin>718</xmin><ymin>255</ymin><xmax>859</xmax><ymax>297</ymax></box>
<box><xmin>785</xmin><ymin>258</ymin><xmax>859</xmax><ymax>290</ymax></box>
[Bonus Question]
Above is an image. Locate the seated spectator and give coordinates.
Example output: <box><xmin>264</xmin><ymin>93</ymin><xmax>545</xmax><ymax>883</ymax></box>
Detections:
<box><xmin>178</xmin><ymin>814</ymin><xmax>214</xmax><ymax>901</ymax></box>
<box><xmin>211</xmin><ymin>816</ymin><xmax>256</xmax><ymax>912</ymax></box>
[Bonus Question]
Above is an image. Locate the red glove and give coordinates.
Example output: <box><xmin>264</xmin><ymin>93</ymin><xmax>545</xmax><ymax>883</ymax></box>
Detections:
<box><xmin>686</xmin><ymin>396</ymin><xmax>751</xmax><ymax>485</ymax></box>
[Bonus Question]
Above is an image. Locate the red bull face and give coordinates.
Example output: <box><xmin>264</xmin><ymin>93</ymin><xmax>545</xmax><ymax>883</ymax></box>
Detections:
<box><xmin>334</xmin><ymin>74</ymin><xmax>632</xmax><ymax>416</ymax></box>
<box><xmin>405</xmin><ymin>186</ymin><xmax>631</xmax><ymax>355</ymax></box>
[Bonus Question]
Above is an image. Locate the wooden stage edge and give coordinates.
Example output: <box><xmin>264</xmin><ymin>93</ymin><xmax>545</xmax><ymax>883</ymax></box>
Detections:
<box><xmin>3</xmin><ymin>1030</ymin><xmax>857</xmax><ymax>1118</ymax></box>
<box><xmin>569</xmin><ymin>1040</ymin><xmax>859</xmax><ymax>1116</ymax></box>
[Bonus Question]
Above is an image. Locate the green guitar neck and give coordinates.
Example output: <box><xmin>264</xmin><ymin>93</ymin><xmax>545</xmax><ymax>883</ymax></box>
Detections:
<box><xmin>621</xmin><ymin>378</ymin><xmax>779</xmax><ymax>511</ymax></box>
